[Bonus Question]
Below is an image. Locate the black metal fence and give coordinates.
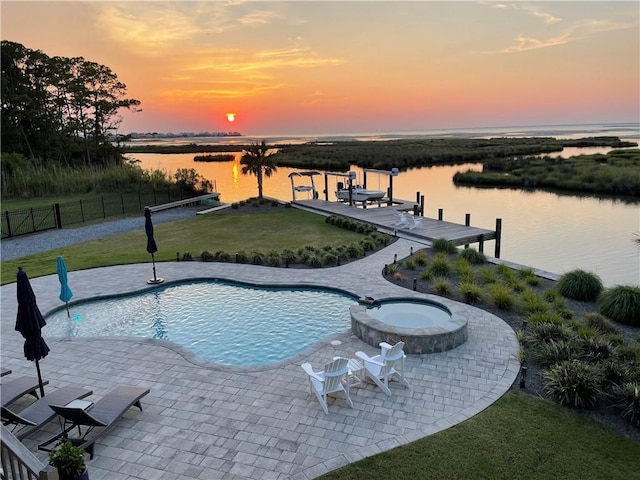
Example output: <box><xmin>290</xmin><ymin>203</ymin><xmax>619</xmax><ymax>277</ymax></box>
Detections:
<box><xmin>2</xmin><ymin>188</ymin><xmax>190</xmax><ymax>239</ymax></box>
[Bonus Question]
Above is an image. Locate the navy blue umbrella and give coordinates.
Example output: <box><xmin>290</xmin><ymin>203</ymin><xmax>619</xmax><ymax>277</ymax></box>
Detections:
<box><xmin>144</xmin><ymin>208</ymin><xmax>163</xmax><ymax>284</ymax></box>
<box><xmin>15</xmin><ymin>267</ymin><xmax>49</xmax><ymax>397</ymax></box>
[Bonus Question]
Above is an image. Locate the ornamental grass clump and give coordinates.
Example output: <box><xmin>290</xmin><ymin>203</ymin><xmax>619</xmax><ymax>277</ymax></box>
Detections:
<box><xmin>433</xmin><ymin>277</ymin><xmax>452</xmax><ymax>295</ymax></box>
<box><xmin>598</xmin><ymin>285</ymin><xmax>640</xmax><ymax>326</ymax></box>
<box><xmin>413</xmin><ymin>250</ymin><xmax>428</xmax><ymax>266</ymax></box>
<box><xmin>459</xmin><ymin>247</ymin><xmax>486</xmax><ymax>265</ymax></box>
<box><xmin>429</xmin><ymin>254</ymin><xmax>451</xmax><ymax>277</ymax></box>
<box><xmin>519</xmin><ymin>291</ymin><xmax>550</xmax><ymax>315</ymax></box>
<box><xmin>610</xmin><ymin>382</ymin><xmax>640</xmax><ymax>427</ymax></box>
<box><xmin>584</xmin><ymin>312</ymin><xmax>618</xmax><ymax>334</ymax></box>
<box><xmin>556</xmin><ymin>269</ymin><xmax>603</xmax><ymax>301</ymax></box>
<box><xmin>534</xmin><ymin>339</ymin><xmax>580</xmax><ymax>368</ymax></box>
<box><xmin>527</xmin><ymin>321</ymin><xmax>574</xmax><ymax>345</ymax></box>
<box><xmin>432</xmin><ymin>237</ymin><xmax>457</xmax><ymax>254</ymax></box>
<box><xmin>477</xmin><ymin>266</ymin><xmax>498</xmax><ymax>285</ymax></box>
<box><xmin>459</xmin><ymin>281</ymin><xmax>482</xmax><ymax>304</ymax></box>
<box><xmin>580</xmin><ymin>337</ymin><xmax>614</xmax><ymax>364</ymax></box>
<box><xmin>488</xmin><ymin>283</ymin><xmax>514</xmax><ymax>310</ymax></box>
<box><xmin>543</xmin><ymin>360</ymin><xmax>604</xmax><ymax>409</ymax></box>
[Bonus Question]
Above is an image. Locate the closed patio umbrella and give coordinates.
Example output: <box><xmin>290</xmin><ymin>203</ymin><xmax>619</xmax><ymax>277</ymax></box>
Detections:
<box><xmin>144</xmin><ymin>207</ymin><xmax>164</xmax><ymax>284</ymax></box>
<box><xmin>15</xmin><ymin>266</ymin><xmax>49</xmax><ymax>397</ymax></box>
<box><xmin>57</xmin><ymin>256</ymin><xmax>73</xmax><ymax>319</ymax></box>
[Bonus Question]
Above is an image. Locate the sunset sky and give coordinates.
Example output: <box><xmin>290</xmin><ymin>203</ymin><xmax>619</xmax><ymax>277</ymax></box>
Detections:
<box><xmin>2</xmin><ymin>1</ymin><xmax>638</xmax><ymax>136</ymax></box>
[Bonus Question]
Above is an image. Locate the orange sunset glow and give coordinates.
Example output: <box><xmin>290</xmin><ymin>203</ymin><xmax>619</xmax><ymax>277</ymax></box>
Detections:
<box><xmin>2</xmin><ymin>1</ymin><xmax>637</xmax><ymax>135</ymax></box>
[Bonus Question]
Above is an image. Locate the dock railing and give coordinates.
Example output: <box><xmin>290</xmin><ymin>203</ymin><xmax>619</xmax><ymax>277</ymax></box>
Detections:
<box><xmin>1</xmin><ymin>425</ymin><xmax>58</xmax><ymax>480</ymax></box>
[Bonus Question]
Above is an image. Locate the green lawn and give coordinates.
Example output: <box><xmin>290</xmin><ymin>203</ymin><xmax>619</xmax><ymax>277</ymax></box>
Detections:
<box><xmin>2</xmin><ymin>208</ymin><xmax>639</xmax><ymax>476</ymax></box>
<box><xmin>1</xmin><ymin>209</ymin><xmax>364</xmax><ymax>285</ymax></box>
<box><xmin>320</xmin><ymin>391</ymin><xmax>640</xmax><ymax>480</ymax></box>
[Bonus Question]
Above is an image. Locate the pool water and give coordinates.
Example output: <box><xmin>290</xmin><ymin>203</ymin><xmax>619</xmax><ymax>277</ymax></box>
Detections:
<box><xmin>45</xmin><ymin>280</ymin><xmax>356</xmax><ymax>366</ymax></box>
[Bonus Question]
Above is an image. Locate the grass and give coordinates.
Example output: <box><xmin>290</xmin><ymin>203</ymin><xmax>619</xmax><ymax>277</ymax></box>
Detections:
<box><xmin>319</xmin><ymin>391</ymin><xmax>640</xmax><ymax>480</ymax></box>
<box><xmin>0</xmin><ymin>209</ymin><xmax>364</xmax><ymax>285</ymax></box>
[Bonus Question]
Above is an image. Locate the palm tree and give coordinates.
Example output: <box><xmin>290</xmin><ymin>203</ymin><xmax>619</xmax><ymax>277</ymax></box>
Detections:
<box><xmin>240</xmin><ymin>140</ymin><xmax>277</xmax><ymax>199</ymax></box>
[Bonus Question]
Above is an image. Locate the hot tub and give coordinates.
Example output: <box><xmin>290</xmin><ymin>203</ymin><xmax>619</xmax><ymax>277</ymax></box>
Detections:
<box><xmin>350</xmin><ymin>298</ymin><xmax>468</xmax><ymax>354</ymax></box>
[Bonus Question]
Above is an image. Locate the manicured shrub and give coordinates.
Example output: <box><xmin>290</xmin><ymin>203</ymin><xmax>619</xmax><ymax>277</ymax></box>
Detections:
<box><xmin>598</xmin><ymin>285</ymin><xmax>640</xmax><ymax>326</ymax></box>
<box><xmin>488</xmin><ymin>283</ymin><xmax>514</xmax><ymax>310</ymax></box>
<box><xmin>386</xmin><ymin>264</ymin><xmax>399</xmax><ymax>275</ymax></box>
<box><xmin>459</xmin><ymin>281</ymin><xmax>482</xmax><ymax>304</ymax></box>
<box><xmin>614</xmin><ymin>344</ymin><xmax>640</xmax><ymax>365</ymax></box>
<box><xmin>459</xmin><ymin>248</ymin><xmax>486</xmax><ymax>265</ymax></box>
<box><xmin>306</xmin><ymin>254</ymin><xmax>322</xmax><ymax>268</ymax></box>
<box><xmin>181</xmin><ymin>252</ymin><xmax>193</xmax><ymax>261</ymax></box>
<box><xmin>231</xmin><ymin>202</ymin><xmax>239</xmax><ymax>209</ymax></box>
<box><xmin>360</xmin><ymin>238</ymin><xmax>376</xmax><ymax>252</ymax></box>
<box><xmin>433</xmin><ymin>277</ymin><xmax>451</xmax><ymax>295</ymax></box>
<box><xmin>432</xmin><ymin>237</ymin><xmax>457</xmax><ymax>254</ymax></box>
<box><xmin>322</xmin><ymin>252</ymin><xmax>338</xmax><ymax>266</ymax></box>
<box><xmin>284</xmin><ymin>202</ymin><xmax>292</xmax><ymax>208</ymax></box>
<box><xmin>585</xmin><ymin>312</ymin><xmax>618</xmax><ymax>334</ymax></box>
<box><xmin>543</xmin><ymin>360</ymin><xmax>604</xmax><ymax>409</ymax></box>
<box><xmin>556</xmin><ymin>269</ymin><xmax>603</xmax><ymax>301</ymax></box>
<box><xmin>250</xmin><ymin>251</ymin><xmax>264</xmax><ymax>265</ymax></box>
<box><xmin>534</xmin><ymin>340</ymin><xmax>580</xmax><ymax>368</ymax></box>
<box><xmin>281</xmin><ymin>249</ymin><xmax>298</xmax><ymax>265</ymax></box>
<box><xmin>610</xmin><ymin>382</ymin><xmax>640</xmax><ymax>427</ymax></box>
<box><xmin>200</xmin><ymin>250</ymin><xmax>214</xmax><ymax>261</ymax></box>
<box><xmin>214</xmin><ymin>250</ymin><xmax>231</xmax><ymax>262</ymax></box>
<box><xmin>346</xmin><ymin>242</ymin><xmax>364</xmax><ymax>258</ymax></box>
<box><xmin>429</xmin><ymin>254</ymin><xmax>450</xmax><ymax>277</ymax></box>
<box><xmin>266</xmin><ymin>251</ymin><xmax>282</xmax><ymax>267</ymax></box>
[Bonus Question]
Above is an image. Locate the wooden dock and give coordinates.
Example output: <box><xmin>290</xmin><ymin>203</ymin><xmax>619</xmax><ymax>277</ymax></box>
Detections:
<box><xmin>293</xmin><ymin>198</ymin><xmax>500</xmax><ymax>255</ymax></box>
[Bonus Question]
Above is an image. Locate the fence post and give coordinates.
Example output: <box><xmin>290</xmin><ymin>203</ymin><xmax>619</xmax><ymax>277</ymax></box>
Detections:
<box><xmin>30</xmin><ymin>208</ymin><xmax>36</xmax><ymax>231</ymax></box>
<box><xmin>138</xmin><ymin>191</ymin><xmax>142</xmax><ymax>210</ymax></box>
<box><xmin>121</xmin><ymin>193</ymin><xmax>125</xmax><ymax>215</ymax></box>
<box><xmin>101</xmin><ymin>196</ymin><xmax>106</xmax><ymax>218</ymax></box>
<box><xmin>54</xmin><ymin>203</ymin><xmax>62</xmax><ymax>229</ymax></box>
<box><xmin>420</xmin><ymin>195</ymin><xmax>425</xmax><ymax>216</ymax></box>
<box><xmin>4</xmin><ymin>210</ymin><xmax>12</xmax><ymax>237</ymax></box>
<box><xmin>79</xmin><ymin>199</ymin><xmax>85</xmax><ymax>223</ymax></box>
<box><xmin>438</xmin><ymin>208</ymin><xmax>443</xmax><ymax>221</ymax></box>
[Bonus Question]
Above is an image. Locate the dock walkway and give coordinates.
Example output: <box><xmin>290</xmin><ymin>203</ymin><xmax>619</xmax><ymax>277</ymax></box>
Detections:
<box><xmin>293</xmin><ymin>198</ymin><xmax>498</xmax><ymax>251</ymax></box>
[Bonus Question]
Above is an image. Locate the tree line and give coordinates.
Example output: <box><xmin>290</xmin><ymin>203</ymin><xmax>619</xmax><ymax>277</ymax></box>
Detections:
<box><xmin>1</xmin><ymin>40</ymin><xmax>140</xmax><ymax>167</ymax></box>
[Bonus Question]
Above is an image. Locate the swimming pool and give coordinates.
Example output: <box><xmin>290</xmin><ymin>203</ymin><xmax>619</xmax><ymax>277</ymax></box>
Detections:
<box><xmin>44</xmin><ymin>280</ymin><xmax>357</xmax><ymax>367</ymax></box>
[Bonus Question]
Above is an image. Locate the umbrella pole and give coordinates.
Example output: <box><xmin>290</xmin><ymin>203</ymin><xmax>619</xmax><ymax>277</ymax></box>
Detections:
<box><xmin>35</xmin><ymin>359</ymin><xmax>45</xmax><ymax>397</ymax></box>
<box><xmin>152</xmin><ymin>253</ymin><xmax>157</xmax><ymax>281</ymax></box>
<box><xmin>66</xmin><ymin>302</ymin><xmax>70</xmax><ymax>319</ymax></box>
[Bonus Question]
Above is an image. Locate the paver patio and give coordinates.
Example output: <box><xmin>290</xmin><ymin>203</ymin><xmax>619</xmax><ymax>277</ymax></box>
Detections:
<box><xmin>1</xmin><ymin>239</ymin><xmax>520</xmax><ymax>479</ymax></box>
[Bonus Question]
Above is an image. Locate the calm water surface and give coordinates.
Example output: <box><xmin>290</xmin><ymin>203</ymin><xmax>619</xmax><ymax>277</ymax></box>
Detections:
<box><xmin>127</xmin><ymin>132</ymin><xmax>639</xmax><ymax>288</ymax></box>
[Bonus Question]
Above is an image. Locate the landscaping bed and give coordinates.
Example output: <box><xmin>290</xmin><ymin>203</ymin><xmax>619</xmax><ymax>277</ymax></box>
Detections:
<box><xmin>384</xmin><ymin>243</ymin><xmax>640</xmax><ymax>444</ymax></box>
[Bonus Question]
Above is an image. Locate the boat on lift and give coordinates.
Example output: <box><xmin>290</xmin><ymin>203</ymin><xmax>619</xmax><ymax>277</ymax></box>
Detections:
<box><xmin>335</xmin><ymin>182</ymin><xmax>385</xmax><ymax>202</ymax></box>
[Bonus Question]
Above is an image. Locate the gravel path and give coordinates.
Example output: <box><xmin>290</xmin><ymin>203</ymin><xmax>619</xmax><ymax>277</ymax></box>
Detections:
<box><xmin>1</xmin><ymin>207</ymin><xmax>202</xmax><ymax>261</ymax></box>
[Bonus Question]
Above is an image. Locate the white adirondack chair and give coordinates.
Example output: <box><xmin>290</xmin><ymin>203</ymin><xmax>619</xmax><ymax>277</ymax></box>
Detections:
<box><xmin>393</xmin><ymin>212</ymin><xmax>408</xmax><ymax>227</ymax></box>
<box><xmin>301</xmin><ymin>357</ymin><xmax>353</xmax><ymax>414</ymax></box>
<box><xmin>355</xmin><ymin>341</ymin><xmax>411</xmax><ymax>395</ymax></box>
<box><xmin>405</xmin><ymin>215</ymin><xmax>422</xmax><ymax>230</ymax></box>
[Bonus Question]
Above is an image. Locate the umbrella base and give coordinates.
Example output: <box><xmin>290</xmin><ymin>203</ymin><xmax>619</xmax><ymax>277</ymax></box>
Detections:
<box><xmin>147</xmin><ymin>278</ymin><xmax>165</xmax><ymax>285</ymax></box>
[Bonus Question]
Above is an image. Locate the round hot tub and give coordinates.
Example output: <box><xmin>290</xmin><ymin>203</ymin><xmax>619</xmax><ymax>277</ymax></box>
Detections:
<box><xmin>350</xmin><ymin>298</ymin><xmax>468</xmax><ymax>354</ymax></box>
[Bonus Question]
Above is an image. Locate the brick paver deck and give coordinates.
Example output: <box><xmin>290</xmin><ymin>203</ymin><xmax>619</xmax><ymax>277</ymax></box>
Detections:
<box><xmin>1</xmin><ymin>239</ymin><xmax>520</xmax><ymax>479</ymax></box>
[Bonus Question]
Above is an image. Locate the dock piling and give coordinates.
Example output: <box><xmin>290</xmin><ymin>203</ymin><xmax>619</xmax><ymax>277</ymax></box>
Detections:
<box><xmin>495</xmin><ymin>218</ymin><xmax>502</xmax><ymax>258</ymax></box>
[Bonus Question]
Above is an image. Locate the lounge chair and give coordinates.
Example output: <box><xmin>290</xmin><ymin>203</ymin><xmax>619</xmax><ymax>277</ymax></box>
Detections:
<box><xmin>1</xmin><ymin>385</ymin><xmax>93</xmax><ymax>440</ymax></box>
<box><xmin>1</xmin><ymin>376</ymin><xmax>50</xmax><ymax>407</ymax></box>
<box><xmin>301</xmin><ymin>357</ymin><xmax>353</xmax><ymax>414</ymax></box>
<box><xmin>355</xmin><ymin>341</ymin><xmax>411</xmax><ymax>395</ymax></box>
<box><xmin>39</xmin><ymin>385</ymin><xmax>150</xmax><ymax>458</ymax></box>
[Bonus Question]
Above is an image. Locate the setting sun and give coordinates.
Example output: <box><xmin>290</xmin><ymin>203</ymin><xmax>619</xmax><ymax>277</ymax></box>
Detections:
<box><xmin>226</xmin><ymin>113</ymin><xmax>236</xmax><ymax>123</ymax></box>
